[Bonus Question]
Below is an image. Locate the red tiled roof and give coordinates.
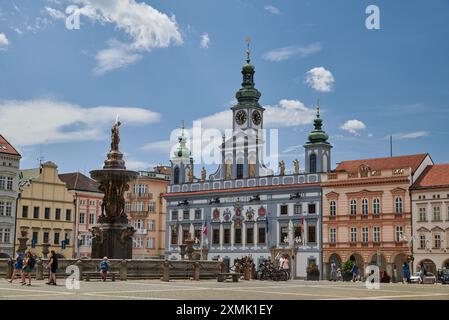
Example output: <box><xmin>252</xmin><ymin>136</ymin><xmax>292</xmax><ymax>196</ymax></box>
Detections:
<box><xmin>335</xmin><ymin>154</ymin><xmax>429</xmax><ymax>174</ymax></box>
<box><xmin>59</xmin><ymin>172</ymin><xmax>101</xmax><ymax>193</ymax></box>
<box><xmin>0</xmin><ymin>135</ymin><xmax>21</xmax><ymax>157</ymax></box>
<box><xmin>412</xmin><ymin>164</ymin><xmax>449</xmax><ymax>189</ymax></box>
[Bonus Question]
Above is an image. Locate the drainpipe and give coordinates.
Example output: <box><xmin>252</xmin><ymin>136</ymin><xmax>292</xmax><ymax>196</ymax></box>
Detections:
<box><xmin>73</xmin><ymin>196</ymin><xmax>78</xmax><ymax>259</ymax></box>
<box><xmin>13</xmin><ymin>192</ymin><xmax>21</xmax><ymax>255</ymax></box>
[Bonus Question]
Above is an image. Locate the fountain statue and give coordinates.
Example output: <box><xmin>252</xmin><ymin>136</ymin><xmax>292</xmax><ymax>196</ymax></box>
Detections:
<box><xmin>90</xmin><ymin>118</ymin><xmax>139</xmax><ymax>259</ymax></box>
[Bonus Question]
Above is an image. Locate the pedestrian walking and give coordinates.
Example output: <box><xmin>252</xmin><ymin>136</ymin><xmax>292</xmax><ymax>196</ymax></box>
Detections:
<box><xmin>280</xmin><ymin>255</ymin><xmax>290</xmax><ymax>279</ymax></box>
<box><xmin>99</xmin><ymin>256</ymin><xmax>110</xmax><ymax>282</ymax></box>
<box><xmin>8</xmin><ymin>250</ymin><xmax>24</xmax><ymax>283</ymax></box>
<box><xmin>330</xmin><ymin>262</ymin><xmax>337</xmax><ymax>281</ymax></box>
<box><xmin>402</xmin><ymin>262</ymin><xmax>411</xmax><ymax>284</ymax></box>
<box><xmin>46</xmin><ymin>250</ymin><xmax>58</xmax><ymax>285</ymax></box>
<box><xmin>419</xmin><ymin>262</ymin><xmax>426</xmax><ymax>284</ymax></box>
<box><xmin>351</xmin><ymin>263</ymin><xmax>359</xmax><ymax>282</ymax></box>
<box><xmin>21</xmin><ymin>251</ymin><xmax>35</xmax><ymax>286</ymax></box>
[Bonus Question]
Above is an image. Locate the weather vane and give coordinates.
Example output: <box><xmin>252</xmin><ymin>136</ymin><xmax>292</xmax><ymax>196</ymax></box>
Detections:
<box><xmin>246</xmin><ymin>36</ymin><xmax>251</xmax><ymax>63</ymax></box>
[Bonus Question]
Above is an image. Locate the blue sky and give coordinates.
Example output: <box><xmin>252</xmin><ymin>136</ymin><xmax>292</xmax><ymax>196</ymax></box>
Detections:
<box><xmin>0</xmin><ymin>0</ymin><xmax>448</xmax><ymax>175</ymax></box>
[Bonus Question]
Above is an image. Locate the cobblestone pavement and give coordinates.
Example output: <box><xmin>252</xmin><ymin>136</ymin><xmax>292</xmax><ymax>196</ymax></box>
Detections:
<box><xmin>1</xmin><ymin>278</ymin><xmax>448</xmax><ymax>300</ymax></box>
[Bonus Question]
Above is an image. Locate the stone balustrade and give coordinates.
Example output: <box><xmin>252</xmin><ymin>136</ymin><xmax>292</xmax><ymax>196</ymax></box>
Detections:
<box><xmin>1</xmin><ymin>258</ymin><xmax>221</xmax><ymax>281</ymax></box>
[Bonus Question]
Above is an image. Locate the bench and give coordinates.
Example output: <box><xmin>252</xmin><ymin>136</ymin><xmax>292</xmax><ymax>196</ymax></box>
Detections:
<box><xmin>82</xmin><ymin>272</ymin><xmax>118</xmax><ymax>282</ymax></box>
<box><xmin>217</xmin><ymin>273</ymin><xmax>240</xmax><ymax>282</ymax></box>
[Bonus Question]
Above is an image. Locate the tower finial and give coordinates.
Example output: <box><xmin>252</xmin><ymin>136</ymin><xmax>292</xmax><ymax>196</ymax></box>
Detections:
<box><xmin>246</xmin><ymin>36</ymin><xmax>251</xmax><ymax>63</ymax></box>
<box><xmin>181</xmin><ymin>120</ymin><xmax>185</xmax><ymax>135</ymax></box>
<box><xmin>316</xmin><ymin>98</ymin><xmax>320</xmax><ymax>117</ymax></box>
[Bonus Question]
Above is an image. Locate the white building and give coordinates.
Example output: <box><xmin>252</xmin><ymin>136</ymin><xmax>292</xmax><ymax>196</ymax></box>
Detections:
<box><xmin>0</xmin><ymin>135</ymin><xmax>21</xmax><ymax>258</ymax></box>
<box><xmin>411</xmin><ymin>164</ymin><xmax>449</xmax><ymax>274</ymax></box>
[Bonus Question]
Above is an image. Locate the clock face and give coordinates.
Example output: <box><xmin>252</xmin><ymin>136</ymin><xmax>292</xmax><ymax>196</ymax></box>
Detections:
<box><xmin>252</xmin><ymin>110</ymin><xmax>261</xmax><ymax>125</ymax></box>
<box><xmin>235</xmin><ymin>110</ymin><xmax>247</xmax><ymax>125</ymax></box>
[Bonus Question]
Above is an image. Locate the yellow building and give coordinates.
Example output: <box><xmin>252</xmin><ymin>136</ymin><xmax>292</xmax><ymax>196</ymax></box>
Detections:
<box><xmin>16</xmin><ymin>161</ymin><xmax>75</xmax><ymax>258</ymax></box>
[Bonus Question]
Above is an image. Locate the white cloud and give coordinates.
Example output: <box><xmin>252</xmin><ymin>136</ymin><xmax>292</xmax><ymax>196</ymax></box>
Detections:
<box><xmin>305</xmin><ymin>67</ymin><xmax>335</xmax><ymax>92</ymax></box>
<box><xmin>0</xmin><ymin>99</ymin><xmax>161</xmax><ymax>146</ymax></box>
<box><xmin>0</xmin><ymin>33</ymin><xmax>9</xmax><ymax>49</ymax></box>
<box><xmin>264</xmin><ymin>5</ymin><xmax>280</xmax><ymax>15</ymax></box>
<box><xmin>282</xmin><ymin>145</ymin><xmax>302</xmax><ymax>154</ymax></box>
<box><xmin>265</xmin><ymin>99</ymin><xmax>316</xmax><ymax>127</ymax></box>
<box><xmin>125</xmin><ymin>159</ymin><xmax>156</xmax><ymax>171</ymax></box>
<box><xmin>341</xmin><ymin>119</ymin><xmax>366</xmax><ymax>135</ymax></box>
<box><xmin>45</xmin><ymin>7</ymin><xmax>66</xmax><ymax>20</ymax></box>
<box><xmin>200</xmin><ymin>32</ymin><xmax>210</xmax><ymax>48</ymax></box>
<box><xmin>140</xmin><ymin>99</ymin><xmax>316</xmax><ymax>156</ymax></box>
<box><xmin>94</xmin><ymin>39</ymin><xmax>142</xmax><ymax>75</ymax></box>
<box><xmin>392</xmin><ymin>131</ymin><xmax>429</xmax><ymax>140</ymax></box>
<box><xmin>141</xmin><ymin>140</ymin><xmax>174</xmax><ymax>153</ymax></box>
<box><xmin>47</xmin><ymin>0</ymin><xmax>183</xmax><ymax>73</ymax></box>
<box><xmin>262</xmin><ymin>43</ymin><xmax>321</xmax><ymax>62</ymax></box>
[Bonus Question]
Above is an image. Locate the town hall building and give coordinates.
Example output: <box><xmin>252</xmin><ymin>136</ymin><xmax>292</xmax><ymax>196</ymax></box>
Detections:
<box><xmin>163</xmin><ymin>47</ymin><xmax>333</xmax><ymax>278</ymax></box>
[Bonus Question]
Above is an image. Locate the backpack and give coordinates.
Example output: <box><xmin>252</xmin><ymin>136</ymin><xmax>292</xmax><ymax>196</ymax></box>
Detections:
<box><xmin>28</xmin><ymin>257</ymin><xmax>36</xmax><ymax>269</ymax></box>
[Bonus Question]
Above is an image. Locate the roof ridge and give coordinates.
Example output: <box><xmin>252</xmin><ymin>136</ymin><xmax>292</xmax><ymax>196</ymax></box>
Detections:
<box><xmin>0</xmin><ymin>134</ymin><xmax>21</xmax><ymax>157</ymax></box>
<box><xmin>338</xmin><ymin>153</ymin><xmax>428</xmax><ymax>164</ymax></box>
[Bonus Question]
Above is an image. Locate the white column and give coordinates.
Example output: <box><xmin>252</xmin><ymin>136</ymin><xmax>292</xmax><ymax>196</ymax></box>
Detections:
<box><xmin>242</xmin><ymin>223</ymin><xmax>247</xmax><ymax>249</ymax></box>
<box><xmin>219</xmin><ymin>223</ymin><xmax>223</xmax><ymax>250</ymax></box>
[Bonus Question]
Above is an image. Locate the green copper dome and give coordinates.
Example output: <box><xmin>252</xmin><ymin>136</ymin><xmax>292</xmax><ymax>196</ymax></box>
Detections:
<box><xmin>174</xmin><ymin>126</ymin><xmax>191</xmax><ymax>158</ymax></box>
<box><xmin>235</xmin><ymin>51</ymin><xmax>261</xmax><ymax>106</ymax></box>
<box><xmin>307</xmin><ymin>107</ymin><xmax>329</xmax><ymax>144</ymax></box>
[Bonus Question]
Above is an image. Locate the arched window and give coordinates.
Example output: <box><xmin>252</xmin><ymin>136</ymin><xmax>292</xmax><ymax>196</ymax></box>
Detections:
<box><xmin>395</xmin><ymin>196</ymin><xmax>403</xmax><ymax>214</ymax></box>
<box><xmin>373</xmin><ymin>198</ymin><xmax>380</xmax><ymax>214</ymax></box>
<box><xmin>310</xmin><ymin>154</ymin><xmax>317</xmax><ymax>173</ymax></box>
<box><xmin>350</xmin><ymin>199</ymin><xmax>357</xmax><ymax>215</ymax></box>
<box><xmin>362</xmin><ymin>198</ymin><xmax>368</xmax><ymax>215</ymax></box>
<box><xmin>329</xmin><ymin>200</ymin><xmax>336</xmax><ymax>216</ymax></box>
<box><xmin>174</xmin><ymin>167</ymin><xmax>180</xmax><ymax>184</ymax></box>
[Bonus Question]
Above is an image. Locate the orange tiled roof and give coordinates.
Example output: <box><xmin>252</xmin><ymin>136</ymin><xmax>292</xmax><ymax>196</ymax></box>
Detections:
<box><xmin>335</xmin><ymin>154</ymin><xmax>428</xmax><ymax>174</ymax></box>
<box><xmin>412</xmin><ymin>164</ymin><xmax>449</xmax><ymax>189</ymax></box>
<box><xmin>0</xmin><ymin>134</ymin><xmax>21</xmax><ymax>157</ymax></box>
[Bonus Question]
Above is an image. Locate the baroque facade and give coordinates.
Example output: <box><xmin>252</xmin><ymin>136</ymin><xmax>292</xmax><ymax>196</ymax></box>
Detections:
<box><xmin>321</xmin><ymin>154</ymin><xmax>433</xmax><ymax>280</ymax></box>
<box><xmin>164</xmin><ymin>50</ymin><xmax>332</xmax><ymax>278</ymax></box>
<box><xmin>410</xmin><ymin>164</ymin><xmax>449</xmax><ymax>274</ymax></box>
<box><xmin>125</xmin><ymin>166</ymin><xmax>170</xmax><ymax>259</ymax></box>
<box><xmin>59</xmin><ymin>172</ymin><xmax>103</xmax><ymax>258</ymax></box>
<box><xmin>16</xmin><ymin>161</ymin><xmax>76</xmax><ymax>258</ymax></box>
<box><xmin>0</xmin><ymin>135</ymin><xmax>21</xmax><ymax>258</ymax></box>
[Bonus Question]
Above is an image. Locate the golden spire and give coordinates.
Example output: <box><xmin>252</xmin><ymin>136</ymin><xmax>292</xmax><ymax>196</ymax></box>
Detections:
<box><xmin>246</xmin><ymin>36</ymin><xmax>251</xmax><ymax>63</ymax></box>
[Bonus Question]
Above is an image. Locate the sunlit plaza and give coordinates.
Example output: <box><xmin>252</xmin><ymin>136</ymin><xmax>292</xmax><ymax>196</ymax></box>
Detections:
<box><xmin>1</xmin><ymin>279</ymin><xmax>448</xmax><ymax>300</ymax></box>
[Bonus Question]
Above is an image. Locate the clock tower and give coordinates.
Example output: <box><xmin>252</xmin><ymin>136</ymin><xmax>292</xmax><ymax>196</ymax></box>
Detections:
<box><xmin>211</xmin><ymin>39</ymin><xmax>272</xmax><ymax>180</ymax></box>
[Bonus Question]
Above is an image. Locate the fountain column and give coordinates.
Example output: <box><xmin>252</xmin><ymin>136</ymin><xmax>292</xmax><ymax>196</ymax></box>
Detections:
<box><xmin>90</xmin><ymin>119</ymin><xmax>138</xmax><ymax>259</ymax></box>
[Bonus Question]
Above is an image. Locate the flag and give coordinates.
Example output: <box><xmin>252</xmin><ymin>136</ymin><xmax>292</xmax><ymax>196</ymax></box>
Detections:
<box><xmin>203</xmin><ymin>221</ymin><xmax>208</xmax><ymax>236</ymax></box>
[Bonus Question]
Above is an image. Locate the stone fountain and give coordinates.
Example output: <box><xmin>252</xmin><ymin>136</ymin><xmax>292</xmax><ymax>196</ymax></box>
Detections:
<box><xmin>90</xmin><ymin>119</ymin><xmax>138</xmax><ymax>259</ymax></box>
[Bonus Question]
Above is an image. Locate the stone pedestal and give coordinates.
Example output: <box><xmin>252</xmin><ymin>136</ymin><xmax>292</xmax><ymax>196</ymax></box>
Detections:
<box><xmin>120</xmin><ymin>260</ymin><xmax>128</xmax><ymax>281</ymax></box>
<box><xmin>36</xmin><ymin>259</ymin><xmax>44</xmax><ymax>280</ymax></box>
<box><xmin>161</xmin><ymin>261</ymin><xmax>171</xmax><ymax>282</ymax></box>
<box><xmin>6</xmin><ymin>259</ymin><xmax>13</xmax><ymax>279</ymax></box>
<box><xmin>42</xmin><ymin>243</ymin><xmax>50</xmax><ymax>258</ymax></box>
<box><xmin>201</xmin><ymin>247</ymin><xmax>208</xmax><ymax>261</ymax></box>
<box><xmin>91</xmin><ymin>224</ymin><xmax>133</xmax><ymax>259</ymax></box>
<box><xmin>193</xmin><ymin>262</ymin><xmax>200</xmax><ymax>281</ymax></box>
<box><xmin>18</xmin><ymin>237</ymin><xmax>28</xmax><ymax>254</ymax></box>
